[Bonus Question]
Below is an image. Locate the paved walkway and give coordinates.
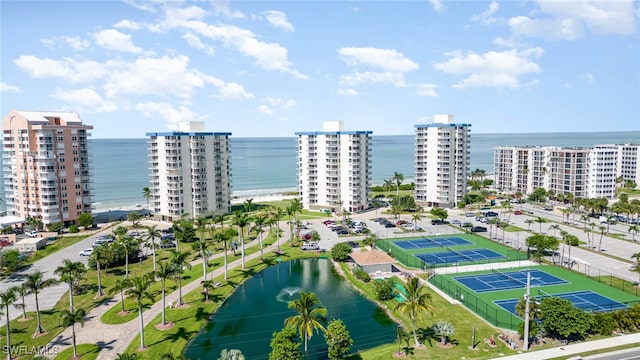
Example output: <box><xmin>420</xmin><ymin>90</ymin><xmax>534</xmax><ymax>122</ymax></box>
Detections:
<box><xmin>46</xmin><ymin>223</ymin><xmax>291</xmax><ymax>359</ymax></box>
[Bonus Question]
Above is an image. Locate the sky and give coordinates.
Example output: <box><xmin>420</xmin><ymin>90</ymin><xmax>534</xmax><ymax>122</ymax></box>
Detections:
<box><xmin>1</xmin><ymin>0</ymin><xmax>639</xmax><ymax>139</ymax></box>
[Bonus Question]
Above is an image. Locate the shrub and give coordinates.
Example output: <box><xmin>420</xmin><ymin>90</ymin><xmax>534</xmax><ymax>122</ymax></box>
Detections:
<box><xmin>374</xmin><ymin>278</ymin><xmax>394</xmax><ymax>301</ymax></box>
<box><xmin>331</xmin><ymin>243</ymin><xmax>352</xmax><ymax>262</ymax></box>
<box><xmin>354</xmin><ymin>269</ymin><xmax>370</xmax><ymax>283</ymax></box>
<box><xmin>68</xmin><ymin>225</ymin><xmax>80</xmax><ymax>233</ymax></box>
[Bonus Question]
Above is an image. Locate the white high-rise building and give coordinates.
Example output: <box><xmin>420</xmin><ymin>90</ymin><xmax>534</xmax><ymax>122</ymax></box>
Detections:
<box><xmin>146</xmin><ymin>121</ymin><xmax>231</xmax><ymax>221</ymax></box>
<box><xmin>494</xmin><ymin>146</ymin><xmax>551</xmax><ymax>195</ymax></box>
<box><xmin>296</xmin><ymin>121</ymin><xmax>372</xmax><ymax>213</ymax></box>
<box><xmin>587</xmin><ymin>144</ymin><xmax>640</xmax><ymax>199</ymax></box>
<box><xmin>2</xmin><ymin>110</ymin><xmax>94</xmax><ymax>225</ymax></box>
<box><xmin>414</xmin><ymin>114</ymin><xmax>470</xmax><ymax>208</ymax></box>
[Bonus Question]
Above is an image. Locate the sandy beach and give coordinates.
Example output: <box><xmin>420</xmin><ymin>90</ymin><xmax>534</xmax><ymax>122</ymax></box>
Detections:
<box><xmin>92</xmin><ymin>191</ymin><xmax>297</xmax><ymax>223</ymax></box>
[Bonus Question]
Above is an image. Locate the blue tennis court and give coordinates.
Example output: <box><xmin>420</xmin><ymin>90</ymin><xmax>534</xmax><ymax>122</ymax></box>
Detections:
<box><xmin>495</xmin><ymin>290</ymin><xmax>628</xmax><ymax>317</ymax></box>
<box><xmin>415</xmin><ymin>248</ymin><xmax>505</xmax><ymax>265</ymax></box>
<box><xmin>454</xmin><ymin>269</ymin><xmax>567</xmax><ymax>293</ymax></box>
<box><xmin>394</xmin><ymin>236</ymin><xmax>471</xmax><ymax>250</ymax></box>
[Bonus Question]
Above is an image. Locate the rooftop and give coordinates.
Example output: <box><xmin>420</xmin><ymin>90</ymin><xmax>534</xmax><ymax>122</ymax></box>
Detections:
<box><xmin>350</xmin><ymin>249</ymin><xmax>396</xmax><ymax>265</ymax></box>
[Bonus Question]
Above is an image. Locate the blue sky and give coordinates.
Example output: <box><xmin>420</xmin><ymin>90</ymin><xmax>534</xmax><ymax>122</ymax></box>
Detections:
<box><xmin>1</xmin><ymin>0</ymin><xmax>639</xmax><ymax>138</ymax></box>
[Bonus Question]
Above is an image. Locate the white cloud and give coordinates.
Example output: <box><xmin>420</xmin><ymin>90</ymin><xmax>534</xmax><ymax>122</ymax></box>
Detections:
<box><xmin>123</xmin><ymin>0</ymin><xmax>157</xmax><ymax>13</ymax></box>
<box><xmin>212</xmin><ymin>0</ymin><xmax>245</xmax><ymax>19</ymax></box>
<box><xmin>582</xmin><ymin>73</ymin><xmax>595</xmax><ymax>83</ymax></box>
<box><xmin>183</xmin><ymin>33</ymin><xmax>216</xmax><ymax>56</ymax></box>
<box><xmin>415</xmin><ymin>83</ymin><xmax>438</xmax><ymax>97</ymax></box>
<box><xmin>191</xmin><ymin>22</ymin><xmax>307</xmax><ymax>78</ymax></box>
<box><xmin>136</xmin><ymin>102</ymin><xmax>201</xmax><ymax>127</ymax></box>
<box><xmin>51</xmin><ymin>87</ymin><xmax>117</xmax><ymax>112</ymax></box>
<box><xmin>508</xmin><ymin>0</ymin><xmax>637</xmax><ymax>40</ymax></box>
<box><xmin>103</xmin><ymin>55</ymin><xmax>208</xmax><ymax>99</ymax></box>
<box><xmin>336</xmin><ymin>88</ymin><xmax>358</xmax><ymax>96</ymax></box>
<box><xmin>0</xmin><ymin>82</ymin><xmax>21</xmax><ymax>93</ymax></box>
<box><xmin>94</xmin><ymin>29</ymin><xmax>143</xmax><ymax>53</ymax></box>
<box><xmin>263</xmin><ymin>11</ymin><xmax>294</xmax><ymax>32</ymax></box>
<box><xmin>14</xmin><ymin>55</ymin><xmax>108</xmax><ymax>83</ymax></box>
<box><xmin>428</xmin><ymin>0</ymin><xmax>444</xmax><ymax>13</ymax></box>
<box><xmin>337</xmin><ymin>47</ymin><xmax>419</xmax><ymax>87</ymax></box>
<box><xmin>114</xmin><ymin>19</ymin><xmax>141</xmax><ymax>30</ymax></box>
<box><xmin>265</xmin><ymin>97</ymin><xmax>296</xmax><ymax>109</ymax></box>
<box><xmin>434</xmin><ymin>48</ymin><xmax>544</xmax><ymax>90</ymax></box>
<box><xmin>40</xmin><ymin>36</ymin><xmax>91</xmax><ymax>51</ymax></box>
<box><xmin>472</xmin><ymin>1</ymin><xmax>500</xmax><ymax>25</ymax></box>
<box><xmin>204</xmin><ymin>76</ymin><xmax>254</xmax><ymax>99</ymax></box>
<box><xmin>256</xmin><ymin>104</ymin><xmax>273</xmax><ymax>115</ymax></box>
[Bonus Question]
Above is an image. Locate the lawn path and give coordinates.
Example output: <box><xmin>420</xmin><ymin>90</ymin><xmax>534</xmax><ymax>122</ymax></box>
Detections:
<box><xmin>46</xmin><ymin>223</ymin><xmax>292</xmax><ymax>359</ymax></box>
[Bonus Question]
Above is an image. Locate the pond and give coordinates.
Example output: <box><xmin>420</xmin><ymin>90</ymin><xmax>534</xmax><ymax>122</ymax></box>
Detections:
<box><xmin>183</xmin><ymin>258</ymin><xmax>397</xmax><ymax>359</ymax></box>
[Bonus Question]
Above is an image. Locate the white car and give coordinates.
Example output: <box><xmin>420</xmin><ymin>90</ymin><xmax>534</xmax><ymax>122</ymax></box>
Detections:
<box><xmin>26</xmin><ymin>230</ymin><xmax>38</xmax><ymax>238</ymax></box>
<box><xmin>79</xmin><ymin>248</ymin><xmax>93</xmax><ymax>256</ymax></box>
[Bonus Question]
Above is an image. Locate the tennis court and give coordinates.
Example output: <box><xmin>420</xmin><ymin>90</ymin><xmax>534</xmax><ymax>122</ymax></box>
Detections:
<box><xmin>415</xmin><ymin>248</ymin><xmax>505</xmax><ymax>265</ymax></box>
<box><xmin>454</xmin><ymin>269</ymin><xmax>567</xmax><ymax>293</ymax></box>
<box><xmin>495</xmin><ymin>290</ymin><xmax>629</xmax><ymax>316</ymax></box>
<box><xmin>394</xmin><ymin>236</ymin><xmax>471</xmax><ymax>250</ymax></box>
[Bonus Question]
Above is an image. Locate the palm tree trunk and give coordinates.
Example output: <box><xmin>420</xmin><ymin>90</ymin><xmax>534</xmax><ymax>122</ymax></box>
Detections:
<box><xmin>71</xmin><ymin>324</ymin><xmax>77</xmax><ymax>358</ymax></box>
<box><xmin>138</xmin><ymin>305</ymin><xmax>145</xmax><ymax>349</ymax></box>
<box><xmin>411</xmin><ymin>316</ymin><xmax>420</xmax><ymax>347</ymax></box>
<box><xmin>152</xmin><ymin>246</ymin><xmax>157</xmax><ymax>273</ymax></box>
<box><xmin>96</xmin><ymin>261</ymin><xmax>104</xmax><ymax>297</ymax></box>
<box><xmin>33</xmin><ymin>291</ymin><xmax>45</xmax><ymax>336</ymax></box>
<box><xmin>161</xmin><ymin>285</ymin><xmax>166</xmax><ymax>325</ymax></box>
<box><xmin>125</xmin><ymin>251</ymin><xmax>129</xmax><ymax>278</ymax></box>
<box><xmin>5</xmin><ymin>304</ymin><xmax>12</xmax><ymax>360</ymax></box>
<box><xmin>276</xmin><ymin>225</ymin><xmax>281</xmax><ymax>252</ymax></box>
<box><xmin>567</xmin><ymin>245</ymin><xmax>572</xmax><ymax>265</ymax></box>
<box><xmin>241</xmin><ymin>234</ymin><xmax>245</xmax><ymax>270</ymax></box>
<box><xmin>598</xmin><ymin>233</ymin><xmax>604</xmax><ymax>252</ymax></box>
<box><xmin>68</xmin><ymin>281</ymin><xmax>74</xmax><ymax>311</ymax></box>
<box><xmin>223</xmin><ymin>244</ymin><xmax>228</xmax><ymax>280</ymax></box>
<box><xmin>202</xmin><ymin>252</ymin><xmax>207</xmax><ymax>281</ymax></box>
<box><xmin>260</xmin><ymin>235</ymin><xmax>264</xmax><ymax>260</ymax></box>
<box><xmin>20</xmin><ymin>296</ymin><xmax>26</xmax><ymax>319</ymax></box>
<box><xmin>177</xmin><ymin>278</ymin><xmax>183</xmax><ymax>306</ymax></box>
<box><xmin>120</xmin><ymin>291</ymin><xmax>126</xmax><ymax>313</ymax></box>
<box><xmin>560</xmin><ymin>243</ymin><xmax>565</xmax><ymax>265</ymax></box>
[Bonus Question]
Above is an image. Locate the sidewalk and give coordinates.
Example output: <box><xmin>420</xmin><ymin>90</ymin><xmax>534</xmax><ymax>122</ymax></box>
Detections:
<box><xmin>46</xmin><ymin>223</ymin><xmax>290</xmax><ymax>359</ymax></box>
<box><xmin>496</xmin><ymin>333</ymin><xmax>640</xmax><ymax>359</ymax></box>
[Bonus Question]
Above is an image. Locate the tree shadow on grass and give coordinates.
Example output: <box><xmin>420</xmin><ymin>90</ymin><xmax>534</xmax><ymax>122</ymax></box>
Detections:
<box><xmin>417</xmin><ymin>327</ymin><xmax>437</xmax><ymax>347</ymax></box>
<box><xmin>163</xmin><ymin>326</ymin><xmax>198</xmax><ymax>343</ymax></box>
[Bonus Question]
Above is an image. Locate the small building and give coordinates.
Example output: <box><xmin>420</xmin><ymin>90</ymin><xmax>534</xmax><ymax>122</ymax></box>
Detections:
<box><xmin>14</xmin><ymin>237</ymin><xmax>47</xmax><ymax>253</ymax></box>
<box><xmin>350</xmin><ymin>249</ymin><xmax>396</xmax><ymax>274</ymax></box>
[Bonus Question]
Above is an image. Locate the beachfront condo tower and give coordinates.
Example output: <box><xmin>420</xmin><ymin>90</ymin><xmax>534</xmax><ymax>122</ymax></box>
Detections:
<box><xmin>295</xmin><ymin>121</ymin><xmax>372</xmax><ymax>213</ymax></box>
<box><xmin>146</xmin><ymin>121</ymin><xmax>231</xmax><ymax>221</ymax></box>
<box><xmin>493</xmin><ymin>146</ymin><xmax>551</xmax><ymax>195</ymax></box>
<box><xmin>2</xmin><ymin>110</ymin><xmax>94</xmax><ymax>226</ymax></box>
<box><xmin>414</xmin><ymin>114</ymin><xmax>471</xmax><ymax>208</ymax></box>
<box><xmin>587</xmin><ymin>144</ymin><xmax>640</xmax><ymax>199</ymax></box>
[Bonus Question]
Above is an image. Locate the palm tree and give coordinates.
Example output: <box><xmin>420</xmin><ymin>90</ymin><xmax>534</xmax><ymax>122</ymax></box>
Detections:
<box><xmin>535</xmin><ymin>217</ymin><xmax>546</xmax><ymax>233</ymax></box>
<box><xmin>231</xmin><ymin>211</ymin><xmax>250</xmax><ymax>269</ymax></box>
<box><xmin>119</xmin><ymin>235</ymin><xmax>140</xmax><ymax>278</ymax></box>
<box><xmin>284</xmin><ymin>290</ymin><xmax>327</xmax><ymax>355</ymax></box>
<box><xmin>243</xmin><ymin>198</ymin><xmax>254</xmax><ymax>213</ymax></box>
<box><xmin>201</xmin><ymin>279</ymin><xmax>215</xmax><ymax>302</ymax></box>
<box><xmin>394</xmin><ymin>277</ymin><xmax>434</xmax><ymax>347</ymax></box>
<box><xmin>115</xmin><ymin>353</ymin><xmax>138</xmax><ymax>360</ymax></box>
<box><xmin>213</xmin><ymin>229</ymin><xmax>230</xmax><ymax>280</ymax></box>
<box><xmin>383</xmin><ymin>179</ymin><xmax>394</xmax><ymax>193</ymax></box>
<box><xmin>109</xmin><ymin>278</ymin><xmax>132</xmax><ymax>314</ymax></box>
<box><xmin>24</xmin><ymin>271</ymin><xmax>57</xmax><ymax>337</ymax></box>
<box><xmin>411</xmin><ymin>213</ymin><xmax>422</xmax><ymax>230</ymax></box>
<box><xmin>54</xmin><ymin>259</ymin><xmax>86</xmax><ymax>311</ymax></box>
<box><xmin>631</xmin><ymin>252</ymin><xmax>640</xmax><ymax>286</ymax></box>
<box><xmin>193</xmin><ymin>219</ymin><xmax>211</xmax><ymax>280</ymax></box>
<box><xmin>170</xmin><ymin>250</ymin><xmax>192</xmax><ymax>307</ymax></box>
<box><xmin>392</xmin><ymin>172</ymin><xmax>404</xmax><ymax>199</ymax></box>
<box><xmin>13</xmin><ymin>285</ymin><xmax>28</xmax><ymax>320</ymax></box>
<box><xmin>270</xmin><ymin>207</ymin><xmax>285</xmax><ymax>252</ymax></box>
<box><xmin>218</xmin><ymin>349</ymin><xmax>245</xmax><ymax>360</ymax></box>
<box><xmin>549</xmin><ymin>224</ymin><xmax>561</xmax><ymax>238</ymax></box>
<box><xmin>0</xmin><ymin>287</ymin><xmax>16</xmax><ymax>360</ymax></box>
<box><xmin>285</xmin><ymin>204</ymin><xmax>296</xmax><ymax>245</ymax></box>
<box><xmin>155</xmin><ymin>261</ymin><xmax>175</xmax><ymax>326</ymax></box>
<box><xmin>253</xmin><ymin>213</ymin><xmax>268</xmax><ymax>260</ymax></box>
<box><xmin>525</xmin><ymin>219</ymin><xmax>535</xmax><ymax>230</ymax></box>
<box><xmin>91</xmin><ymin>245</ymin><xmax>108</xmax><ymax>297</ymax></box>
<box><xmin>597</xmin><ymin>225</ymin><xmax>606</xmax><ymax>252</ymax></box>
<box><xmin>563</xmin><ymin>233</ymin><xmax>579</xmax><ymax>266</ymax></box>
<box><xmin>629</xmin><ymin>225</ymin><xmax>639</xmax><ymax>242</ymax></box>
<box><xmin>60</xmin><ymin>307</ymin><xmax>87</xmax><ymax>359</ymax></box>
<box><xmin>144</xmin><ymin>225</ymin><xmax>162</xmax><ymax>273</ymax></box>
<box><xmin>142</xmin><ymin>186</ymin><xmax>151</xmax><ymax>212</ymax></box>
<box><xmin>126</xmin><ymin>275</ymin><xmax>154</xmax><ymax>349</ymax></box>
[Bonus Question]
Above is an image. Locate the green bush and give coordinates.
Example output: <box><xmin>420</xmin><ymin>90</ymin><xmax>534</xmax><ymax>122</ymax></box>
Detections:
<box><xmin>354</xmin><ymin>269</ymin><xmax>370</xmax><ymax>283</ymax></box>
<box><xmin>69</xmin><ymin>225</ymin><xmax>80</xmax><ymax>233</ymax></box>
<box><xmin>374</xmin><ymin>278</ymin><xmax>394</xmax><ymax>300</ymax></box>
<box><xmin>330</xmin><ymin>243</ymin><xmax>352</xmax><ymax>262</ymax></box>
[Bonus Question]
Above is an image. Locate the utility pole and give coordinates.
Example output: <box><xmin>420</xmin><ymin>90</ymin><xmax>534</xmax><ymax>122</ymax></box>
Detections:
<box><xmin>523</xmin><ymin>271</ymin><xmax>531</xmax><ymax>350</ymax></box>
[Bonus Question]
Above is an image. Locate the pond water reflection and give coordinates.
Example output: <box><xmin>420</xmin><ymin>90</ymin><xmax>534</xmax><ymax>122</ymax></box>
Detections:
<box><xmin>184</xmin><ymin>259</ymin><xmax>396</xmax><ymax>359</ymax></box>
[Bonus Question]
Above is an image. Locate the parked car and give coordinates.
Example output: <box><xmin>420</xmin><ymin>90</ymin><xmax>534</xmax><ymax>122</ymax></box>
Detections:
<box><xmin>347</xmin><ymin>241</ymin><xmax>359</xmax><ymax>248</ymax></box>
<box><xmin>26</xmin><ymin>230</ymin><xmax>38</xmax><ymax>238</ymax></box>
<box><xmin>161</xmin><ymin>227</ymin><xmax>174</xmax><ymax>234</ymax></box>
<box><xmin>451</xmin><ymin>220</ymin><xmax>461</xmax><ymax>226</ymax></box>
<box><xmin>159</xmin><ymin>241</ymin><xmax>176</xmax><ymax>249</ymax></box>
<box><xmin>0</xmin><ymin>238</ymin><xmax>10</xmax><ymax>247</ymax></box>
<box><xmin>484</xmin><ymin>211</ymin><xmax>499</xmax><ymax>217</ymax></box>
<box><xmin>79</xmin><ymin>248</ymin><xmax>93</xmax><ymax>256</ymax></box>
<box><xmin>13</xmin><ymin>228</ymin><xmax>24</xmax><ymax>235</ymax></box>
<box><xmin>514</xmin><ymin>210</ymin><xmax>524</xmax><ymax>215</ymax></box>
<box><xmin>465</xmin><ymin>212</ymin><xmax>475</xmax><ymax>217</ymax></box>
<box><xmin>301</xmin><ymin>242</ymin><xmax>320</xmax><ymax>250</ymax></box>
<box><xmin>471</xmin><ymin>226</ymin><xmax>487</xmax><ymax>233</ymax></box>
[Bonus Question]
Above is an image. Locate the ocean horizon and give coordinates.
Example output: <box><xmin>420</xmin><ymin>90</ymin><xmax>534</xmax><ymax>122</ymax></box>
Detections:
<box><xmin>2</xmin><ymin>131</ymin><xmax>639</xmax><ymax>212</ymax></box>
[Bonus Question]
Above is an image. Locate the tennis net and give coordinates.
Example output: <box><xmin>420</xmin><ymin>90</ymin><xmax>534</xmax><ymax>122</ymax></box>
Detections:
<box><xmin>446</xmin><ymin>246</ymin><xmax>472</xmax><ymax>260</ymax></box>
<box><xmin>424</xmin><ymin>237</ymin><xmax>444</xmax><ymax>247</ymax></box>
<box><xmin>491</xmin><ymin>269</ymin><xmax>528</xmax><ymax>287</ymax></box>
<box><xmin>537</xmin><ymin>289</ymin><xmax>554</xmax><ymax>298</ymax></box>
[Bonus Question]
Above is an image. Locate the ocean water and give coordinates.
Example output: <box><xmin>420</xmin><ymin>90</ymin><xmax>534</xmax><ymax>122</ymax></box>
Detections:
<box><xmin>3</xmin><ymin>131</ymin><xmax>639</xmax><ymax>211</ymax></box>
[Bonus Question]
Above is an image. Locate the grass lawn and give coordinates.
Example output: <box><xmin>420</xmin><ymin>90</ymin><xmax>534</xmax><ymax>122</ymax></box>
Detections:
<box><xmin>430</xmin><ymin>264</ymin><xmax>640</xmax><ymax>331</ymax></box>
<box><xmin>54</xmin><ymin>343</ymin><xmax>101</xmax><ymax>360</ymax></box>
<box><xmin>371</xmin><ymin>189</ymin><xmax>413</xmax><ymax>198</ymax></box>
<box><xmin>619</xmin><ymin>188</ymin><xmax>640</xmax><ymax>196</ymax></box>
